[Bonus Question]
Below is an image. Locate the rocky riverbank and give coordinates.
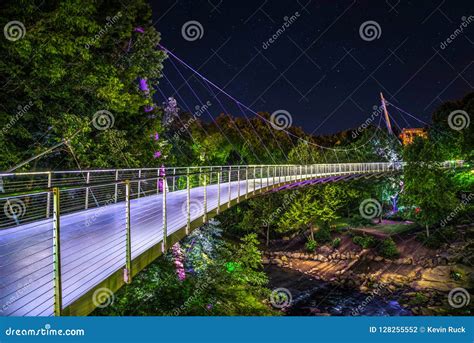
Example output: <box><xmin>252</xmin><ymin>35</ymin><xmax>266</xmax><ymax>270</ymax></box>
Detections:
<box><xmin>263</xmin><ymin>225</ymin><xmax>474</xmax><ymax>315</ymax></box>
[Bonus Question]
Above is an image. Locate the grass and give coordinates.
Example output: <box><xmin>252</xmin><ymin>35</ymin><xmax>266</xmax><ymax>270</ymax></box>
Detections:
<box><xmin>370</xmin><ymin>222</ymin><xmax>417</xmax><ymax>235</ymax></box>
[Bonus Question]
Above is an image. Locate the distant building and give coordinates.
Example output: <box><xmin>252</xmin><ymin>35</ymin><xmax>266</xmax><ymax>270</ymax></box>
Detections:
<box><xmin>399</xmin><ymin>128</ymin><xmax>427</xmax><ymax>145</ymax></box>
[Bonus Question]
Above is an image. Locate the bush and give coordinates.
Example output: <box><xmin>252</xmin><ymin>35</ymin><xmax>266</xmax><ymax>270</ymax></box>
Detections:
<box><xmin>408</xmin><ymin>292</ymin><xmax>429</xmax><ymax>306</ymax></box>
<box><xmin>416</xmin><ymin>226</ymin><xmax>459</xmax><ymax>249</ymax></box>
<box><xmin>348</xmin><ymin>214</ymin><xmax>373</xmax><ymax>227</ymax></box>
<box><xmin>305</xmin><ymin>239</ymin><xmax>317</xmax><ymax>252</ymax></box>
<box><xmin>352</xmin><ymin>235</ymin><xmax>375</xmax><ymax>249</ymax></box>
<box><xmin>331</xmin><ymin>238</ymin><xmax>341</xmax><ymax>248</ymax></box>
<box><xmin>314</xmin><ymin>226</ymin><xmax>332</xmax><ymax>244</ymax></box>
<box><xmin>377</xmin><ymin>238</ymin><xmax>399</xmax><ymax>259</ymax></box>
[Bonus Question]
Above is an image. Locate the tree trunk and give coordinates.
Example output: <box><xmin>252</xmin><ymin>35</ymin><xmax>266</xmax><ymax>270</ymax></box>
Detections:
<box><xmin>309</xmin><ymin>225</ymin><xmax>315</xmax><ymax>240</ymax></box>
<box><xmin>425</xmin><ymin>224</ymin><xmax>430</xmax><ymax>237</ymax></box>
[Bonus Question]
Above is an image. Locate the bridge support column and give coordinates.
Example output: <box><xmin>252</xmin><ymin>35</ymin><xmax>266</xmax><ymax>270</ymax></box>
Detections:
<box><xmin>52</xmin><ymin>187</ymin><xmax>62</xmax><ymax>316</ymax></box>
<box><xmin>124</xmin><ymin>180</ymin><xmax>132</xmax><ymax>284</ymax></box>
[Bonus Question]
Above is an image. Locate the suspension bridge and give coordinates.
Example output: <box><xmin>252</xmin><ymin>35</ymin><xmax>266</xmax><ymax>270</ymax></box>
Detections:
<box><xmin>1</xmin><ymin>162</ymin><xmax>443</xmax><ymax>316</ymax></box>
<box><xmin>0</xmin><ymin>44</ymin><xmax>465</xmax><ymax>317</ymax></box>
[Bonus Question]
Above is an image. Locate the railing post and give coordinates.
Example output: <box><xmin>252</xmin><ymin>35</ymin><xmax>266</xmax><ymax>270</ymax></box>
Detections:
<box><xmin>186</xmin><ymin>168</ymin><xmax>190</xmax><ymax>233</ymax></box>
<box><xmin>124</xmin><ymin>180</ymin><xmax>132</xmax><ymax>284</ymax></box>
<box><xmin>217</xmin><ymin>167</ymin><xmax>222</xmax><ymax>212</ymax></box>
<box><xmin>114</xmin><ymin>170</ymin><xmax>119</xmax><ymax>203</ymax></box>
<box><xmin>237</xmin><ymin>167</ymin><xmax>241</xmax><ymax>203</ymax></box>
<box><xmin>245</xmin><ymin>167</ymin><xmax>249</xmax><ymax>199</ymax></box>
<box><xmin>266</xmin><ymin>166</ymin><xmax>269</xmax><ymax>187</ymax></box>
<box><xmin>137</xmin><ymin>169</ymin><xmax>141</xmax><ymax>198</ymax></box>
<box><xmin>259</xmin><ymin>167</ymin><xmax>263</xmax><ymax>193</ymax></box>
<box><xmin>273</xmin><ymin>166</ymin><xmax>276</xmax><ymax>188</ymax></box>
<box><xmin>162</xmin><ymin>175</ymin><xmax>167</xmax><ymax>252</ymax></box>
<box><xmin>46</xmin><ymin>172</ymin><xmax>52</xmax><ymax>218</ymax></box>
<box><xmin>228</xmin><ymin>166</ymin><xmax>231</xmax><ymax>207</ymax></box>
<box><xmin>203</xmin><ymin>171</ymin><xmax>207</xmax><ymax>223</ymax></box>
<box><xmin>172</xmin><ymin>168</ymin><xmax>176</xmax><ymax>191</ymax></box>
<box><xmin>85</xmin><ymin>171</ymin><xmax>90</xmax><ymax>209</ymax></box>
<box><xmin>157</xmin><ymin>168</ymin><xmax>160</xmax><ymax>195</ymax></box>
<box><xmin>52</xmin><ymin>187</ymin><xmax>62</xmax><ymax>316</ymax></box>
<box><xmin>253</xmin><ymin>167</ymin><xmax>256</xmax><ymax>195</ymax></box>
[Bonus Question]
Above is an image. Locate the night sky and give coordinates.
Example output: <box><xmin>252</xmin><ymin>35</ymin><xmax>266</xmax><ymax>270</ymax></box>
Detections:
<box><xmin>151</xmin><ymin>0</ymin><xmax>473</xmax><ymax>135</ymax></box>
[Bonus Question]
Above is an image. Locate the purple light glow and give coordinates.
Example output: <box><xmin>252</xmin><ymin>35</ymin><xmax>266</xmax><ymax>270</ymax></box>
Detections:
<box><xmin>139</xmin><ymin>78</ymin><xmax>149</xmax><ymax>93</ymax></box>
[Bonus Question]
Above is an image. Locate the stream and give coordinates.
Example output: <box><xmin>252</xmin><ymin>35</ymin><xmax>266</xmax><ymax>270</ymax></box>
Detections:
<box><xmin>265</xmin><ymin>265</ymin><xmax>412</xmax><ymax>316</ymax></box>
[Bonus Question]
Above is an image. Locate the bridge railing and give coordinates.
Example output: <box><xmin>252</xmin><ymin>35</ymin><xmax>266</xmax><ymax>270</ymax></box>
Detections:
<box><xmin>2</xmin><ymin>160</ymin><xmax>466</xmax><ymax>316</ymax></box>
<box><xmin>0</xmin><ymin>162</ymin><xmax>410</xmax><ymax>231</ymax></box>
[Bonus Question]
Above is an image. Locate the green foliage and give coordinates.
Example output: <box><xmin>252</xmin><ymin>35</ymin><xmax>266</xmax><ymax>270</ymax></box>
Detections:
<box><xmin>331</xmin><ymin>237</ymin><xmax>341</xmax><ymax>248</ymax></box>
<box><xmin>0</xmin><ymin>0</ymin><xmax>168</xmax><ymax>170</ymax></box>
<box><xmin>377</xmin><ymin>238</ymin><xmax>399</xmax><ymax>259</ymax></box>
<box><xmin>401</xmin><ymin>137</ymin><xmax>458</xmax><ymax>234</ymax></box>
<box><xmin>305</xmin><ymin>239</ymin><xmax>317</xmax><ymax>252</ymax></box>
<box><xmin>352</xmin><ymin>235</ymin><xmax>376</xmax><ymax>249</ymax></box>
<box><xmin>94</xmin><ymin>224</ymin><xmax>276</xmax><ymax>316</ymax></box>
<box><xmin>416</xmin><ymin>226</ymin><xmax>459</xmax><ymax>249</ymax></box>
<box><xmin>348</xmin><ymin>214</ymin><xmax>373</xmax><ymax>227</ymax></box>
<box><xmin>314</xmin><ymin>226</ymin><xmax>332</xmax><ymax>244</ymax></box>
<box><xmin>408</xmin><ymin>293</ymin><xmax>429</xmax><ymax>306</ymax></box>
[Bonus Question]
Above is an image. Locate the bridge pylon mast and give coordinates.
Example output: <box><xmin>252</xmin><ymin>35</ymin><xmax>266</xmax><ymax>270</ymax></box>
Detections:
<box><xmin>380</xmin><ymin>92</ymin><xmax>393</xmax><ymax>135</ymax></box>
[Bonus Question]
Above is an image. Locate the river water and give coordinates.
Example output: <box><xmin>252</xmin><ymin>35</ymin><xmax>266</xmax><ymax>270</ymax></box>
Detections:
<box><xmin>265</xmin><ymin>265</ymin><xmax>412</xmax><ymax>316</ymax></box>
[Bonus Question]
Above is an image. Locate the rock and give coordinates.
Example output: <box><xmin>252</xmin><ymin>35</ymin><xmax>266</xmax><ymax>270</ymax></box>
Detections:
<box><xmin>281</xmin><ymin>255</ymin><xmax>288</xmax><ymax>261</ymax></box>
<box><xmin>374</xmin><ymin>256</ymin><xmax>383</xmax><ymax>262</ymax></box>
<box><xmin>319</xmin><ymin>245</ymin><xmax>332</xmax><ymax>255</ymax></box>
<box><xmin>262</xmin><ymin>257</ymin><xmax>270</xmax><ymax>264</ymax></box>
